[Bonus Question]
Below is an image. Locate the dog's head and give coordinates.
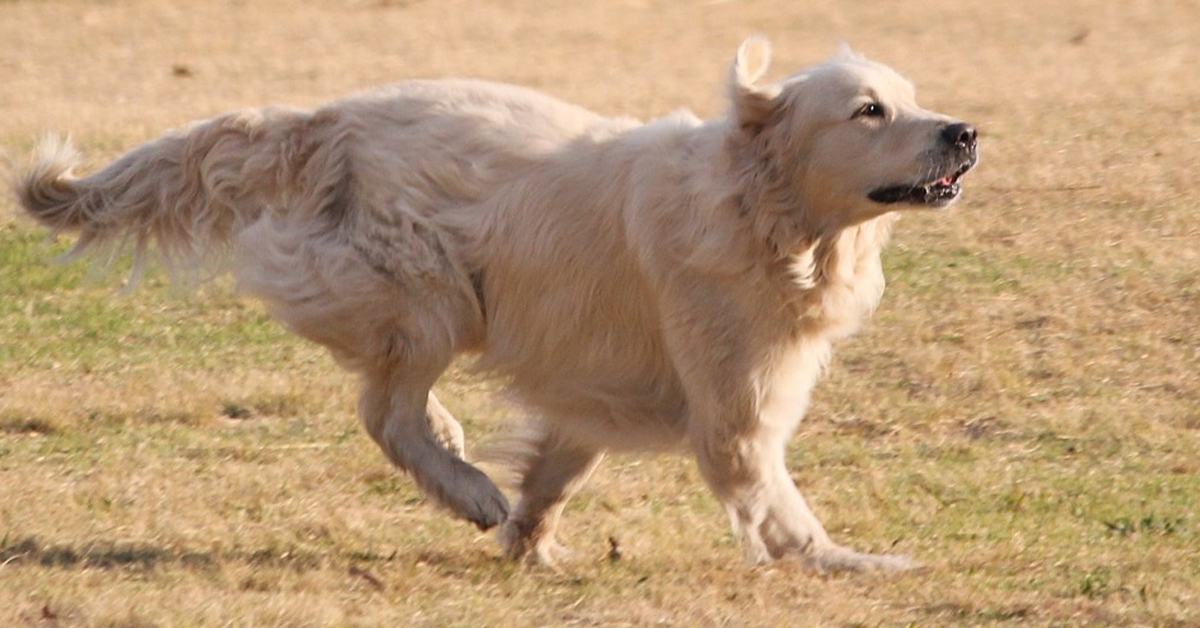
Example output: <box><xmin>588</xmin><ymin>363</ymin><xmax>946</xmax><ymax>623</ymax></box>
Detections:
<box><xmin>728</xmin><ymin>38</ymin><xmax>977</xmax><ymax>243</ymax></box>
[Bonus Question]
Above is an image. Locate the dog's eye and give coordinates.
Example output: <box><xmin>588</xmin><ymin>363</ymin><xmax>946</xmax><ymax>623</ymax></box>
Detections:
<box><xmin>853</xmin><ymin>102</ymin><xmax>886</xmax><ymax>120</ymax></box>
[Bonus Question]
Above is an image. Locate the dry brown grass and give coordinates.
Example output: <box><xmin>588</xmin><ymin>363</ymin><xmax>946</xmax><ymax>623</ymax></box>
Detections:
<box><xmin>2</xmin><ymin>1</ymin><xmax>1198</xmax><ymax>626</ymax></box>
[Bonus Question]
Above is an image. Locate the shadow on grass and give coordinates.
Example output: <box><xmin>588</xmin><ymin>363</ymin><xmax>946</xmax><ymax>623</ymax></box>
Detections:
<box><xmin>0</xmin><ymin>536</ymin><xmax>332</xmax><ymax>573</ymax></box>
<box><xmin>1</xmin><ymin>537</ymin><xmax>172</xmax><ymax>571</ymax></box>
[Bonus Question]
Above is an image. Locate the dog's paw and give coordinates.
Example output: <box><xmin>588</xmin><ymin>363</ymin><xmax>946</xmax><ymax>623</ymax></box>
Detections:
<box><xmin>528</xmin><ymin>539</ymin><xmax>574</xmax><ymax>570</ymax></box>
<box><xmin>497</xmin><ymin>521</ymin><xmax>573</xmax><ymax>569</ymax></box>
<box><xmin>429</xmin><ymin>458</ymin><xmax>510</xmax><ymax>531</ymax></box>
<box><xmin>461</xmin><ymin>478</ymin><xmax>511</xmax><ymax>531</ymax></box>
<box><xmin>801</xmin><ymin>545</ymin><xmax>922</xmax><ymax>574</ymax></box>
<box><xmin>425</xmin><ymin>395</ymin><xmax>466</xmax><ymax>458</ymax></box>
<box><xmin>431</xmin><ymin>421</ymin><xmax>466</xmax><ymax>459</ymax></box>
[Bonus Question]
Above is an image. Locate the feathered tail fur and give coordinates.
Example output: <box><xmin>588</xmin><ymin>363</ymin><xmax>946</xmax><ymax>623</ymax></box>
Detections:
<box><xmin>13</xmin><ymin>105</ymin><xmax>513</xmax><ymax>531</ymax></box>
<box><xmin>14</xmin><ymin>106</ymin><xmax>338</xmax><ymax>278</ymax></box>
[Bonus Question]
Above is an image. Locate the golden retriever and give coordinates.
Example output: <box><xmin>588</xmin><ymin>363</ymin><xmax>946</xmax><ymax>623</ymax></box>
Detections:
<box><xmin>15</xmin><ymin>38</ymin><xmax>977</xmax><ymax>571</ymax></box>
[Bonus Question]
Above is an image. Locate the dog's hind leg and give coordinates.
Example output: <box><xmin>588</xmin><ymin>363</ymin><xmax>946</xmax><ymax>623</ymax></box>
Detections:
<box><xmin>358</xmin><ymin>364</ymin><xmax>509</xmax><ymax>530</ymax></box>
<box><xmin>236</xmin><ymin>193</ymin><xmax>500</xmax><ymax>527</ymax></box>
<box><xmin>425</xmin><ymin>392</ymin><xmax>465</xmax><ymax>458</ymax></box>
<box><xmin>494</xmin><ymin>428</ymin><xmax>604</xmax><ymax>566</ymax></box>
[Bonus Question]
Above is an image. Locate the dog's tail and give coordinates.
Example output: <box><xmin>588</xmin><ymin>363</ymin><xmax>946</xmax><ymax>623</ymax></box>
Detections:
<box><xmin>14</xmin><ymin>107</ymin><xmax>347</xmax><ymax>279</ymax></box>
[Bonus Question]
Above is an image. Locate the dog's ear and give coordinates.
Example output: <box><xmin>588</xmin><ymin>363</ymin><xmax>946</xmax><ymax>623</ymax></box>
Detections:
<box><xmin>833</xmin><ymin>42</ymin><xmax>865</xmax><ymax>62</ymax></box>
<box><xmin>729</xmin><ymin>36</ymin><xmax>782</xmax><ymax>132</ymax></box>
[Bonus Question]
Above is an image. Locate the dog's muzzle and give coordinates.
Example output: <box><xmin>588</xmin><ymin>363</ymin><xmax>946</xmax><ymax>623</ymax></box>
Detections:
<box><xmin>868</xmin><ymin>122</ymin><xmax>978</xmax><ymax>207</ymax></box>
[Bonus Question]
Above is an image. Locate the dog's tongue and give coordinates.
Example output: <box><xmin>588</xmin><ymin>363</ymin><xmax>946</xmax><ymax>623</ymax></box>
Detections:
<box><xmin>937</xmin><ymin>175</ymin><xmax>954</xmax><ymax>186</ymax></box>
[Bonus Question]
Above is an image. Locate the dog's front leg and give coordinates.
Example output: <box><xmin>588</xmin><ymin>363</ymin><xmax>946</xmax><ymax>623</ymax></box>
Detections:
<box><xmin>686</xmin><ymin>386</ymin><xmax>830</xmax><ymax>565</ymax></box>
<box><xmin>687</xmin><ymin>388</ymin><xmax>917</xmax><ymax>572</ymax></box>
<box><xmin>667</xmin><ymin>306</ymin><xmax>916</xmax><ymax>571</ymax></box>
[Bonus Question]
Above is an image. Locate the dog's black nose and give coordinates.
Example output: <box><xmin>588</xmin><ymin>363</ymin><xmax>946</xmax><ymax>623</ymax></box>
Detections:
<box><xmin>941</xmin><ymin>122</ymin><xmax>977</xmax><ymax>151</ymax></box>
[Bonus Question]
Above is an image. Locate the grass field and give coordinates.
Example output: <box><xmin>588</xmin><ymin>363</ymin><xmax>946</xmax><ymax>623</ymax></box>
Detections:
<box><xmin>1</xmin><ymin>1</ymin><xmax>1198</xmax><ymax>626</ymax></box>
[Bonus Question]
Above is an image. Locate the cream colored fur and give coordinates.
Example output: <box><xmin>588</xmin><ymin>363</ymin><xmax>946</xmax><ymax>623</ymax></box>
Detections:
<box><xmin>15</xmin><ymin>38</ymin><xmax>976</xmax><ymax>571</ymax></box>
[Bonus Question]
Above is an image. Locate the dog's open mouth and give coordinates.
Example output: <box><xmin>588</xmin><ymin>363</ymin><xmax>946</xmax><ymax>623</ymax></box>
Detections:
<box><xmin>868</xmin><ymin>158</ymin><xmax>976</xmax><ymax>207</ymax></box>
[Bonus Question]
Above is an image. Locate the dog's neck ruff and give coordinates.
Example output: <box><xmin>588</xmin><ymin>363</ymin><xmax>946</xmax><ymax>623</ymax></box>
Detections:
<box><xmin>785</xmin><ymin>213</ymin><xmax>896</xmax><ymax>336</ymax></box>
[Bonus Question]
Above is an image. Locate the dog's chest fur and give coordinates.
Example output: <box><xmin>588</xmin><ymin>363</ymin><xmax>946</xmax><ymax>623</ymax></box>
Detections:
<box><xmin>783</xmin><ymin>213</ymin><xmax>897</xmax><ymax>340</ymax></box>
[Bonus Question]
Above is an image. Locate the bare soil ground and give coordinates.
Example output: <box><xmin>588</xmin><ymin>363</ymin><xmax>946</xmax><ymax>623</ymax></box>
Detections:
<box><xmin>1</xmin><ymin>1</ymin><xmax>1197</xmax><ymax>626</ymax></box>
